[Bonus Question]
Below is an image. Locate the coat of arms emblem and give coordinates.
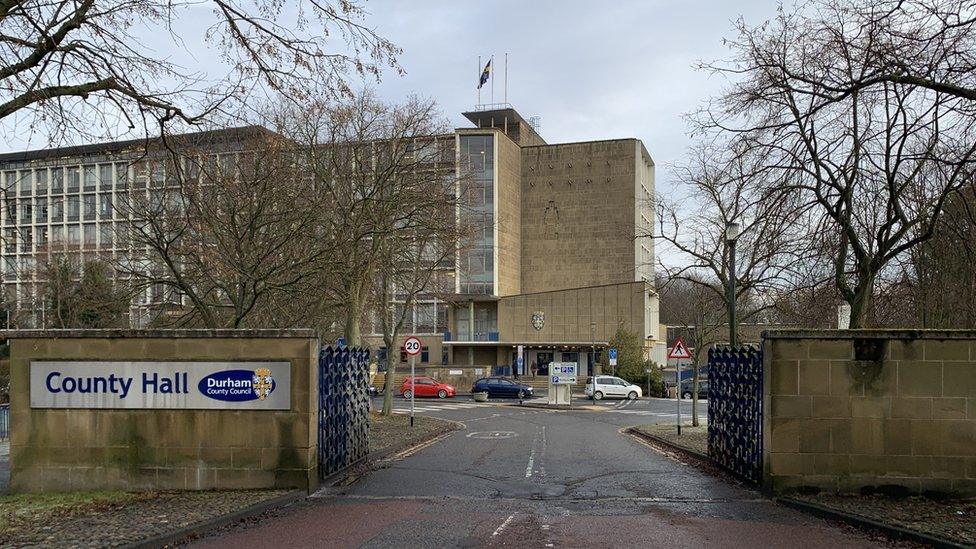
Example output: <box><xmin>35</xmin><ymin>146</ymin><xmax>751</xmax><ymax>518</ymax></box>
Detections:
<box><xmin>252</xmin><ymin>368</ymin><xmax>275</xmax><ymax>400</ymax></box>
<box><xmin>531</xmin><ymin>311</ymin><xmax>545</xmax><ymax>331</ymax></box>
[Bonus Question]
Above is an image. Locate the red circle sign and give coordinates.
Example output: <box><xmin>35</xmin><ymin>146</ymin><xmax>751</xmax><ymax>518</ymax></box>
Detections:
<box><xmin>404</xmin><ymin>336</ymin><xmax>423</xmax><ymax>356</ymax></box>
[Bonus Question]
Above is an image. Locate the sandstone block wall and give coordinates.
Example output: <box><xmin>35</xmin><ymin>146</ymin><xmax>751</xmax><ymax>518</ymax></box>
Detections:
<box><xmin>8</xmin><ymin>329</ymin><xmax>319</xmax><ymax>493</ymax></box>
<box><xmin>763</xmin><ymin>330</ymin><xmax>976</xmax><ymax>496</ymax></box>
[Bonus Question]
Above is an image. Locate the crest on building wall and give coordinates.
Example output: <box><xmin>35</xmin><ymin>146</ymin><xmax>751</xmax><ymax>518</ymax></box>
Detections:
<box><xmin>531</xmin><ymin>311</ymin><xmax>545</xmax><ymax>331</ymax></box>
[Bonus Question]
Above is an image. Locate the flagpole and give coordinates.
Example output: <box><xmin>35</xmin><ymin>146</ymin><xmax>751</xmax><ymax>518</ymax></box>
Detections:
<box><xmin>490</xmin><ymin>54</ymin><xmax>495</xmax><ymax>105</ymax></box>
<box><xmin>477</xmin><ymin>55</ymin><xmax>481</xmax><ymax>107</ymax></box>
<box><xmin>504</xmin><ymin>53</ymin><xmax>508</xmax><ymax>105</ymax></box>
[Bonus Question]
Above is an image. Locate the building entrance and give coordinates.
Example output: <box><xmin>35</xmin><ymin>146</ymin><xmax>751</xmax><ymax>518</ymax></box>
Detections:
<box><xmin>536</xmin><ymin>352</ymin><xmax>553</xmax><ymax>375</ymax></box>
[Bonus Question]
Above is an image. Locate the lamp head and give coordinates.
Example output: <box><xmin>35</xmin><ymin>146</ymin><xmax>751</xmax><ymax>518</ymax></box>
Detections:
<box><xmin>725</xmin><ymin>221</ymin><xmax>741</xmax><ymax>242</ymax></box>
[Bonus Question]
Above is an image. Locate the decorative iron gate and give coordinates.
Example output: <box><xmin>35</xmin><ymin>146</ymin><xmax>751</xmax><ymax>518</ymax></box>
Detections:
<box><xmin>318</xmin><ymin>346</ymin><xmax>370</xmax><ymax>480</ymax></box>
<box><xmin>707</xmin><ymin>345</ymin><xmax>763</xmax><ymax>484</ymax></box>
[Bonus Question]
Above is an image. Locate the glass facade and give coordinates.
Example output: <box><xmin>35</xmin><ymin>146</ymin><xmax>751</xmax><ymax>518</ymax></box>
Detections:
<box><xmin>458</xmin><ymin>134</ymin><xmax>494</xmax><ymax>295</ymax></box>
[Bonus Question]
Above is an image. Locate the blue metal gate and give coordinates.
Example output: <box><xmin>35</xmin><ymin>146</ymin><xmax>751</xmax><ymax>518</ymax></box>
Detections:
<box><xmin>707</xmin><ymin>345</ymin><xmax>763</xmax><ymax>484</ymax></box>
<box><xmin>318</xmin><ymin>346</ymin><xmax>370</xmax><ymax>480</ymax></box>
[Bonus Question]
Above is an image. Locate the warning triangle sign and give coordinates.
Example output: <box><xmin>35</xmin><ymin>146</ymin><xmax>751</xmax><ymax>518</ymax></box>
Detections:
<box><xmin>668</xmin><ymin>337</ymin><xmax>692</xmax><ymax>360</ymax></box>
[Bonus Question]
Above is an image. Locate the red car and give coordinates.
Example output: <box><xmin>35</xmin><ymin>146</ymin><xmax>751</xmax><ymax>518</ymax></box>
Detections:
<box><xmin>400</xmin><ymin>376</ymin><xmax>456</xmax><ymax>399</ymax></box>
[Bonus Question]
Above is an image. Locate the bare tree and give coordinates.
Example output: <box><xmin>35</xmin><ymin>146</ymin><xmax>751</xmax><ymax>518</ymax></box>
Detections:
<box><xmin>0</xmin><ymin>0</ymin><xmax>400</xmax><ymax>144</ymax></box>
<box><xmin>658</xmin><ymin>274</ymin><xmax>727</xmax><ymax>426</ymax></box>
<box><xmin>287</xmin><ymin>92</ymin><xmax>453</xmax><ymax>348</ymax></box>
<box><xmin>655</xmin><ymin>139</ymin><xmax>808</xmax><ymax>333</ymax></box>
<box><xmin>41</xmin><ymin>255</ymin><xmax>129</xmax><ymax>328</ymax></box>
<box><xmin>697</xmin><ymin>0</ymin><xmax>976</xmax><ymax>327</ymax></box>
<box><xmin>118</xmin><ymin>130</ymin><xmax>335</xmax><ymax>328</ymax></box>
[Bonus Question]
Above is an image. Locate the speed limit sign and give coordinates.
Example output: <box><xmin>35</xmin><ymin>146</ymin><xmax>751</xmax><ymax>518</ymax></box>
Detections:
<box><xmin>404</xmin><ymin>336</ymin><xmax>423</xmax><ymax>356</ymax></box>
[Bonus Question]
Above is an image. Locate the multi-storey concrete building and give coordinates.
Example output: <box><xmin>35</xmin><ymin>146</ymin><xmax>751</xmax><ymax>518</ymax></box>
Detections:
<box><xmin>0</xmin><ymin>127</ymin><xmax>264</xmax><ymax>327</ymax></box>
<box><xmin>0</xmin><ymin>105</ymin><xmax>660</xmax><ymax>375</ymax></box>
<box><xmin>365</xmin><ymin>105</ymin><xmax>661</xmax><ymax>376</ymax></box>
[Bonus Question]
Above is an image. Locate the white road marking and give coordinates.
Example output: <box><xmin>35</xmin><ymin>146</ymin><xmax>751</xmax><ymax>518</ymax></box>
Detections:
<box><xmin>492</xmin><ymin>513</ymin><xmax>516</xmax><ymax>537</ymax></box>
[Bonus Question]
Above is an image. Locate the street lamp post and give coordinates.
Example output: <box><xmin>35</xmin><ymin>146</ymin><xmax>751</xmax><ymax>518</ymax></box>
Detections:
<box><xmin>590</xmin><ymin>321</ymin><xmax>596</xmax><ymax>399</ymax></box>
<box><xmin>725</xmin><ymin>222</ymin><xmax>740</xmax><ymax>348</ymax></box>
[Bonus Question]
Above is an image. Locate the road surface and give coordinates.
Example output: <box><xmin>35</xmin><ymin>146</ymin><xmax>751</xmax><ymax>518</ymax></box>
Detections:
<box><xmin>193</xmin><ymin>397</ymin><xmax>883</xmax><ymax>548</ymax></box>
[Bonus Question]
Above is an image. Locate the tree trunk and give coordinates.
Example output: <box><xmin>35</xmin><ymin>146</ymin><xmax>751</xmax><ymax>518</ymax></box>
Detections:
<box><xmin>344</xmin><ymin>287</ymin><xmax>363</xmax><ymax>346</ymax></box>
<box><xmin>380</xmin><ymin>333</ymin><xmax>397</xmax><ymax>416</ymax></box>
<box><xmin>846</xmin><ymin>272</ymin><xmax>876</xmax><ymax>329</ymax></box>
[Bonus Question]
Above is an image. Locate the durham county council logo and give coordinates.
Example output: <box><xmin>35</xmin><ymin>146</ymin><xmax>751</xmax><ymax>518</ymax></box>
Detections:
<box><xmin>532</xmin><ymin>311</ymin><xmax>545</xmax><ymax>331</ymax></box>
<box><xmin>252</xmin><ymin>368</ymin><xmax>274</xmax><ymax>400</ymax></box>
<box><xmin>199</xmin><ymin>368</ymin><xmax>277</xmax><ymax>402</ymax></box>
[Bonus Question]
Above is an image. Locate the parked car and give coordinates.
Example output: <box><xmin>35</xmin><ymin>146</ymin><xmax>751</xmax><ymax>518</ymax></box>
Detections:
<box><xmin>585</xmin><ymin>376</ymin><xmax>642</xmax><ymax>400</ymax></box>
<box><xmin>368</xmin><ymin>385</ymin><xmax>379</xmax><ymax>397</ymax></box>
<box><xmin>680</xmin><ymin>380</ymin><xmax>709</xmax><ymax>400</ymax></box>
<box><xmin>470</xmin><ymin>377</ymin><xmax>534</xmax><ymax>399</ymax></box>
<box><xmin>400</xmin><ymin>376</ymin><xmax>456</xmax><ymax>399</ymax></box>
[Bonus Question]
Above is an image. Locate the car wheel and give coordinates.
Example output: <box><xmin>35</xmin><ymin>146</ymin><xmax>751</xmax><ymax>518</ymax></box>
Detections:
<box><xmin>437</xmin><ymin>389</ymin><xmax>447</xmax><ymax>399</ymax></box>
<box><xmin>628</xmin><ymin>391</ymin><xmax>638</xmax><ymax>400</ymax></box>
<box><xmin>403</xmin><ymin>390</ymin><xmax>413</xmax><ymax>399</ymax></box>
<box><xmin>593</xmin><ymin>391</ymin><xmax>604</xmax><ymax>401</ymax></box>
<box><xmin>682</xmin><ymin>391</ymin><xmax>692</xmax><ymax>399</ymax></box>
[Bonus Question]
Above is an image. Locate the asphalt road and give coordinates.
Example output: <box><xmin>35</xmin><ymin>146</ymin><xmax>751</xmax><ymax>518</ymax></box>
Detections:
<box><xmin>194</xmin><ymin>397</ymin><xmax>884</xmax><ymax>549</ymax></box>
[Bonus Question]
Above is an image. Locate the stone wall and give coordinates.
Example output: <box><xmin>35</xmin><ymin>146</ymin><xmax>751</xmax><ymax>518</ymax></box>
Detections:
<box><xmin>8</xmin><ymin>329</ymin><xmax>319</xmax><ymax>493</ymax></box>
<box><xmin>498</xmin><ymin>281</ymin><xmax>650</xmax><ymax>344</ymax></box>
<box><xmin>520</xmin><ymin>139</ymin><xmax>644</xmax><ymax>294</ymax></box>
<box><xmin>763</xmin><ymin>330</ymin><xmax>976</xmax><ymax>496</ymax></box>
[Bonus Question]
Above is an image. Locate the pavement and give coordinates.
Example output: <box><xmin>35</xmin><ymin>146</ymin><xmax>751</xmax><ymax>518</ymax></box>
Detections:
<box><xmin>192</xmin><ymin>396</ymin><xmax>886</xmax><ymax>548</ymax></box>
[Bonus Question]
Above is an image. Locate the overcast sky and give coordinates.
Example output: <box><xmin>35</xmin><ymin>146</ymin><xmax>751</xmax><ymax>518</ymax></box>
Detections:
<box><xmin>2</xmin><ymin>0</ymin><xmax>780</xmax><ymax>199</ymax></box>
<box><xmin>363</xmin><ymin>0</ymin><xmax>777</xmax><ymax>197</ymax></box>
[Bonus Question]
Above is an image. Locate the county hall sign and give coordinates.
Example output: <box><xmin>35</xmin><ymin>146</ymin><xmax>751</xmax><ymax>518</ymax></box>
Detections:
<box><xmin>30</xmin><ymin>361</ymin><xmax>291</xmax><ymax>409</ymax></box>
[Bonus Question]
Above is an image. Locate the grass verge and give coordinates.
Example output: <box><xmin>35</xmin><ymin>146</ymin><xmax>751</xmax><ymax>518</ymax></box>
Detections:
<box><xmin>0</xmin><ymin>491</ymin><xmax>151</xmax><ymax>538</ymax></box>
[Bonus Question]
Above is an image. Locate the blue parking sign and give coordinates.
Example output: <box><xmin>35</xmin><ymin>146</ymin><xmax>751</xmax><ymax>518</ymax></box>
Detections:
<box><xmin>608</xmin><ymin>348</ymin><xmax>617</xmax><ymax>360</ymax></box>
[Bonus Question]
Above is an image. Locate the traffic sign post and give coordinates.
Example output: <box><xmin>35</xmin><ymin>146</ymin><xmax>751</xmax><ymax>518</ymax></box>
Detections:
<box><xmin>668</xmin><ymin>337</ymin><xmax>692</xmax><ymax>435</ymax></box>
<box><xmin>645</xmin><ymin>366</ymin><xmax>653</xmax><ymax>398</ymax></box>
<box><xmin>608</xmin><ymin>348</ymin><xmax>618</xmax><ymax>376</ymax></box>
<box><xmin>404</xmin><ymin>336</ymin><xmax>423</xmax><ymax>427</ymax></box>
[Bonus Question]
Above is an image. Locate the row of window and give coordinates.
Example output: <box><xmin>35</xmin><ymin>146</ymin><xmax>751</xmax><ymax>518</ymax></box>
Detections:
<box><xmin>3</xmin><ymin>224</ymin><xmax>121</xmax><ymax>254</ymax></box>
<box><xmin>2</xmin><ymin>194</ymin><xmax>115</xmax><ymax>224</ymax></box>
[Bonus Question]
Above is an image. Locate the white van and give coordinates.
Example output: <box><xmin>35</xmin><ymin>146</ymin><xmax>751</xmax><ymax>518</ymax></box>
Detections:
<box><xmin>585</xmin><ymin>376</ymin><xmax>643</xmax><ymax>400</ymax></box>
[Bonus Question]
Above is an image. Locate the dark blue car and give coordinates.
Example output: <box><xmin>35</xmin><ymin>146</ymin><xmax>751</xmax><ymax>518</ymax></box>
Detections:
<box><xmin>471</xmin><ymin>377</ymin><xmax>534</xmax><ymax>399</ymax></box>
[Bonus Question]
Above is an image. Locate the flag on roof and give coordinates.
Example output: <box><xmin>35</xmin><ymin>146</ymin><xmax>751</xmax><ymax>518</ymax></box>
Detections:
<box><xmin>478</xmin><ymin>59</ymin><xmax>491</xmax><ymax>89</ymax></box>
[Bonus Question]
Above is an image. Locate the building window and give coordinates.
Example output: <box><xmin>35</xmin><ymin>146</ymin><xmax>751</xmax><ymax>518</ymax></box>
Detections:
<box><xmin>83</xmin><ymin>165</ymin><xmax>96</xmax><ymax>191</ymax></box>
<box><xmin>51</xmin><ymin>168</ymin><xmax>64</xmax><ymax>193</ymax></box>
<box><xmin>561</xmin><ymin>352</ymin><xmax>579</xmax><ymax>363</ymax></box>
<box><xmin>99</xmin><ymin>224</ymin><xmax>114</xmax><ymax>248</ymax></box>
<box><xmin>99</xmin><ymin>193</ymin><xmax>113</xmax><ymax>219</ymax></box>
<box><xmin>36</xmin><ymin>169</ymin><xmax>47</xmax><ymax>194</ymax></box>
<box><xmin>19</xmin><ymin>228</ymin><xmax>31</xmax><ymax>252</ymax></box>
<box><xmin>18</xmin><ymin>199</ymin><xmax>32</xmax><ymax>224</ymax></box>
<box><xmin>35</xmin><ymin>197</ymin><xmax>47</xmax><ymax>223</ymax></box>
<box><xmin>67</xmin><ymin>225</ymin><xmax>80</xmax><ymax>246</ymax></box>
<box><xmin>51</xmin><ymin>197</ymin><xmax>63</xmax><ymax>222</ymax></box>
<box><xmin>18</xmin><ymin>171</ymin><xmax>31</xmax><ymax>196</ymax></box>
<box><xmin>4</xmin><ymin>228</ymin><xmax>14</xmax><ymax>253</ymax></box>
<box><xmin>67</xmin><ymin>196</ymin><xmax>79</xmax><ymax>221</ymax></box>
<box><xmin>421</xmin><ymin>346</ymin><xmax>429</xmax><ymax>364</ymax></box>
<box><xmin>2</xmin><ymin>171</ymin><xmax>14</xmax><ymax>195</ymax></box>
<box><xmin>99</xmin><ymin>164</ymin><xmax>113</xmax><ymax>189</ymax></box>
<box><xmin>83</xmin><ymin>223</ymin><xmax>96</xmax><ymax>248</ymax></box>
<box><xmin>67</xmin><ymin>167</ymin><xmax>80</xmax><ymax>192</ymax></box>
<box><xmin>116</xmin><ymin>164</ymin><xmax>129</xmax><ymax>189</ymax></box>
<box><xmin>3</xmin><ymin>200</ymin><xmax>15</xmax><ymax>225</ymax></box>
<box><xmin>441</xmin><ymin>347</ymin><xmax>449</xmax><ymax>365</ymax></box>
<box><xmin>83</xmin><ymin>194</ymin><xmax>96</xmax><ymax>220</ymax></box>
<box><xmin>37</xmin><ymin>226</ymin><xmax>48</xmax><ymax>250</ymax></box>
